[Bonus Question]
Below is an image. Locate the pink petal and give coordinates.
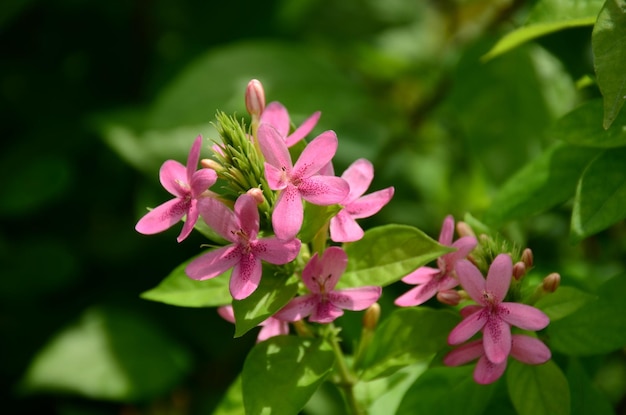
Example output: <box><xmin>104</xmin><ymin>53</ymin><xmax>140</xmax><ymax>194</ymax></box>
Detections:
<box><xmin>329</xmin><ymin>286</ymin><xmax>381</xmax><ymax>311</ymax></box>
<box><xmin>500</xmin><ymin>302</ymin><xmax>550</xmax><ymax>331</ymax></box>
<box><xmin>401</xmin><ymin>267</ymin><xmax>439</xmax><ymax>284</ymax></box>
<box><xmin>341</xmin><ymin>159</ymin><xmax>374</xmax><ymax>204</ymax></box>
<box><xmin>253</xmin><ymin>237</ymin><xmax>301</xmax><ymax>265</ymax></box>
<box><xmin>486</xmin><ymin>254</ymin><xmax>512</xmax><ymax>302</ymax></box>
<box><xmin>274</xmin><ymin>294</ymin><xmax>318</xmax><ymax>321</ymax></box>
<box><xmin>260</xmin><ymin>102</ymin><xmax>291</xmax><ymax>137</ymax></box>
<box><xmin>301</xmin><ymin>252</ymin><xmax>323</xmax><ymax>293</ymax></box>
<box><xmin>448</xmin><ymin>309</ymin><xmax>486</xmax><ymax>345</ymax></box>
<box><xmin>438</xmin><ymin>215</ymin><xmax>455</xmax><ymax>246</ymax></box>
<box><xmin>474</xmin><ymin>355</ymin><xmax>507</xmax><ymax>385</ymax></box>
<box><xmin>394</xmin><ymin>282</ymin><xmax>439</xmax><ymax>307</ymax></box>
<box><xmin>135</xmin><ymin>198</ymin><xmax>188</xmax><ymax>235</ymax></box>
<box><xmin>346</xmin><ymin>187</ymin><xmax>395</xmax><ymax>219</ymax></box>
<box><xmin>443</xmin><ymin>339</ymin><xmax>484</xmax><ymax>366</ymax></box>
<box><xmin>317</xmin><ymin>246</ymin><xmax>349</xmax><ymax>290</ymax></box>
<box><xmin>460</xmin><ymin>304</ymin><xmax>483</xmax><ymax>319</ymax></box>
<box><xmin>299</xmin><ymin>175</ymin><xmax>349</xmax><ymax>205</ymax></box>
<box><xmin>177</xmin><ymin>198</ymin><xmax>199</xmax><ymax>242</ymax></box>
<box><xmin>257</xmin><ymin>318</ymin><xmax>289</xmax><ymax>343</ymax></box>
<box><xmin>455</xmin><ymin>260</ymin><xmax>487</xmax><ymax>305</ymax></box>
<box><xmin>258</xmin><ymin>124</ymin><xmax>293</xmax><ymax>170</ymax></box>
<box><xmin>510</xmin><ymin>335</ymin><xmax>551</xmax><ymax>364</ymax></box>
<box><xmin>186</xmin><ymin>135</ymin><xmax>203</xmax><ymax>183</ymax></box>
<box><xmin>272</xmin><ymin>185</ymin><xmax>303</xmax><ymax>240</ymax></box>
<box><xmin>185</xmin><ymin>245</ymin><xmax>240</xmax><ymax>280</ymax></box>
<box><xmin>329</xmin><ymin>209</ymin><xmax>364</xmax><ymax>243</ymax></box>
<box><xmin>159</xmin><ymin>160</ymin><xmax>188</xmax><ymax>197</ymax></box>
<box><xmin>197</xmin><ymin>197</ymin><xmax>237</xmax><ymax>242</ymax></box>
<box><xmin>285</xmin><ymin>111</ymin><xmax>321</xmax><ymax>147</ymax></box>
<box><xmin>310</xmin><ymin>301</ymin><xmax>344</xmax><ymax>323</ymax></box>
<box><xmin>264</xmin><ymin>162</ymin><xmax>289</xmax><ymax>190</ymax></box>
<box><xmin>292</xmin><ymin>131</ymin><xmax>338</xmax><ymax>178</ymax></box>
<box><xmin>217</xmin><ymin>305</ymin><xmax>235</xmax><ymax>323</ymax></box>
<box><xmin>319</xmin><ymin>161</ymin><xmax>335</xmax><ymax>176</ymax></box>
<box><xmin>230</xmin><ymin>251</ymin><xmax>263</xmax><ymax>300</ymax></box>
<box><xmin>235</xmin><ymin>194</ymin><xmax>260</xmax><ymax>240</ymax></box>
<box><xmin>483</xmin><ymin>317</ymin><xmax>511</xmax><ymax>364</ymax></box>
<box><xmin>190</xmin><ymin>168</ymin><xmax>217</xmax><ymax>197</ymax></box>
<box><xmin>442</xmin><ymin>236</ymin><xmax>478</xmax><ymax>266</ymax></box>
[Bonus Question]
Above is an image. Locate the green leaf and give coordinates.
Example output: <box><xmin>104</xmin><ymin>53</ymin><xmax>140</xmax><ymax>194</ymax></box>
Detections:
<box><xmin>533</xmin><ymin>286</ymin><xmax>597</xmax><ymax>321</ymax></box>
<box><xmin>233</xmin><ymin>267</ymin><xmax>298</xmax><ymax>337</ymax></box>
<box><xmin>339</xmin><ymin>225</ymin><xmax>452</xmax><ymax>289</ymax></box>
<box><xmin>241</xmin><ymin>336</ymin><xmax>335</xmax><ymax>415</ymax></box>
<box><xmin>299</xmin><ymin>203</ymin><xmax>341</xmax><ymax>244</ymax></box>
<box><xmin>483</xmin><ymin>142</ymin><xmax>599</xmax><ymax>226</ymax></box>
<box><xmin>571</xmin><ymin>147</ymin><xmax>626</xmax><ymax>241</ymax></box>
<box><xmin>140</xmin><ymin>256</ymin><xmax>232</xmax><ymax>308</ymax></box>
<box><xmin>395</xmin><ymin>366</ymin><xmax>496</xmax><ymax>415</ymax></box>
<box><xmin>213</xmin><ymin>375</ymin><xmax>245</xmax><ymax>415</ymax></box>
<box><xmin>20</xmin><ymin>306</ymin><xmax>191</xmax><ymax>401</ymax></box>
<box><xmin>567</xmin><ymin>358</ymin><xmax>615</xmax><ymax>415</ymax></box>
<box><xmin>358</xmin><ymin>308</ymin><xmax>460</xmax><ymax>380</ymax></box>
<box><xmin>506</xmin><ymin>360</ymin><xmax>570</xmax><ymax>415</ymax></box>
<box><xmin>592</xmin><ymin>0</ymin><xmax>626</xmax><ymax>129</ymax></box>
<box><xmin>550</xmin><ymin>99</ymin><xmax>626</xmax><ymax>147</ymax></box>
<box><xmin>483</xmin><ymin>0</ymin><xmax>604</xmax><ymax>60</ymax></box>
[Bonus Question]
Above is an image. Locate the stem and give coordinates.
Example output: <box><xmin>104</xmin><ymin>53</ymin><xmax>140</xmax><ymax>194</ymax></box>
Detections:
<box><xmin>327</xmin><ymin>324</ymin><xmax>365</xmax><ymax>415</ymax></box>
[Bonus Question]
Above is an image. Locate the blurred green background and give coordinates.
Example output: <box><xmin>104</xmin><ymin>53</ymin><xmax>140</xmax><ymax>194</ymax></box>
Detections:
<box><xmin>3</xmin><ymin>0</ymin><xmax>622</xmax><ymax>414</ymax></box>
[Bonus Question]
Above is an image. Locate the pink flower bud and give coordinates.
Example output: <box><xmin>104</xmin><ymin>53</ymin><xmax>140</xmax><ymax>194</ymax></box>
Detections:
<box><xmin>245</xmin><ymin>79</ymin><xmax>265</xmax><ymax>118</ymax></box>
<box><xmin>456</xmin><ymin>221</ymin><xmax>476</xmax><ymax>238</ymax></box>
<box><xmin>522</xmin><ymin>248</ymin><xmax>534</xmax><ymax>269</ymax></box>
<box><xmin>362</xmin><ymin>302</ymin><xmax>381</xmax><ymax>330</ymax></box>
<box><xmin>246</xmin><ymin>188</ymin><xmax>265</xmax><ymax>205</ymax></box>
<box><xmin>200</xmin><ymin>158</ymin><xmax>223</xmax><ymax>171</ymax></box>
<box><xmin>512</xmin><ymin>262</ymin><xmax>526</xmax><ymax>280</ymax></box>
<box><xmin>542</xmin><ymin>272</ymin><xmax>560</xmax><ymax>293</ymax></box>
<box><xmin>437</xmin><ymin>289</ymin><xmax>462</xmax><ymax>306</ymax></box>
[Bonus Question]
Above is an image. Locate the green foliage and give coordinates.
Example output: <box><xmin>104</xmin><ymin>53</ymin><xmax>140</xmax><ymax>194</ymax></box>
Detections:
<box><xmin>567</xmin><ymin>358</ymin><xmax>615</xmax><ymax>415</ymax></box>
<box><xmin>241</xmin><ymin>336</ymin><xmax>335</xmax><ymax>415</ymax></box>
<box><xmin>506</xmin><ymin>360</ymin><xmax>570</xmax><ymax>415</ymax></box>
<box><xmin>534</xmin><ymin>286</ymin><xmax>597</xmax><ymax>320</ymax></box>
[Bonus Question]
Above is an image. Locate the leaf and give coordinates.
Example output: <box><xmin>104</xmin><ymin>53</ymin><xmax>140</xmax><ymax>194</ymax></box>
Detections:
<box><xmin>299</xmin><ymin>203</ymin><xmax>341</xmax><ymax>244</ymax></box>
<box><xmin>571</xmin><ymin>147</ymin><xmax>626</xmax><ymax>241</ymax></box>
<box><xmin>483</xmin><ymin>0</ymin><xmax>604</xmax><ymax>60</ymax></box>
<box><xmin>533</xmin><ymin>286</ymin><xmax>597</xmax><ymax>321</ymax></box>
<box><xmin>233</xmin><ymin>268</ymin><xmax>298</xmax><ymax>337</ymax></box>
<box><xmin>592</xmin><ymin>0</ymin><xmax>626</xmax><ymax>129</ymax></box>
<box><xmin>395</xmin><ymin>366</ymin><xmax>496</xmax><ymax>415</ymax></box>
<box><xmin>241</xmin><ymin>336</ymin><xmax>335</xmax><ymax>415</ymax></box>
<box><xmin>339</xmin><ymin>224</ymin><xmax>452</xmax><ymax>289</ymax></box>
<box><xmin>567</xmin><ymin>358</ymin><xmax>615</xmax><ymax>415</ymax></box>
<box><xmin>213</xmin><ymin>375</ymin><xmax>245</xmax><ymax>415</ymax></box>
<box><xmin>483</xmin><ymin>142</ymin><xmax>600</xmax><ymax>226</ymax></box>
<box><xmin>357</xmin><ymin>308</ymin><xmax>460</xmax><ymax>380</ymax></box>
<box><xmin>506</xmin><ymin>360</ymin><xmax>570</xmax><ymax>415</ymax></box>
<box><xmin>550</xmin><ymin>99</ymin><xmax>626</xmax><ymax>147</ymax></box>
<box><xmin>140</xmin><ymin>256</ymin><xmax>232</xmax><ymax>308</ymax></box>
<box><xmin>20</xmin><ymin>306</ymin><xmax>191</xmax><ymax>402</ymax></box>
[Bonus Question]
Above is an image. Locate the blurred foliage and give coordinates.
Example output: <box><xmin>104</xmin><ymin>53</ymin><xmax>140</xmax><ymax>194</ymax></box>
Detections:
<box><xmin>2</xmin><ymin>0</ymin><xmax>626</xmax><ymax>414</ymax></box>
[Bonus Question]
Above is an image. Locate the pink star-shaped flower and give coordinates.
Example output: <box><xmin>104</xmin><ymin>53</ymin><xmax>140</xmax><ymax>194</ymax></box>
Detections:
<box><xmin>185</xmin><ymin>194</ymin><xmax>301</xmax><ymax>300</ymax></box>
<box><xmin>260</xmin><ymin>102</ymin><xmax>321</xmax><ymax>147</ymax></box>
<box><xmin>275</xmin><ymin>247</ymin><xmax>381</xmax><ymax>324</ymax></box>
<box><xmin>395</xmin><ymin>215</ymin><xmax>477</xmax><ymax>307</ymax></box>
<box><xmin>329</xmin><ymin>158</ymin><xmax>394</xmax><ymax>243</ymax></box>
<box><xmin>258</xmin><ymin>124</ymin><xmax>349</xmax><ymax>241</ymax></box>
<box><xmin>135</xmin><ymin>135</ymin><xmax>217</xmax><ymax>242</ymax></box>
<box><xmin>217</xmin><ymin>305</ymin><xmax>289</xmax><ymax>343</ymax></box>
<box><xmin>447</xmin><ymin>254</ymin><xmax>550</xmax><ymax>364</ymax></box>
<box><xmin>444</xmin><ymin>334</ymin><xmax>551</xmax><ymax>384</ymax></box>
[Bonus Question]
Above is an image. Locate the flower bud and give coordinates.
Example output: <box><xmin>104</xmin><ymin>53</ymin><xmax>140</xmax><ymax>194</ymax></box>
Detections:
<box><xmin>437</xmin><ymin>289</ymin><xmax>462</xmax><ymax>306</ymax></box>
<box><xmin>542</xmin><ymin>272</ymin><xmax>560</xmax><ymax>293</ymax></box>
<box><xmin>512</xmin><ymin>262</ymin><xmax>526</xmax><ymax>280</ymax></box>
<box><xmin>362</xmin><ymin>302</ymin><xmax>381</xmax><ymax>331</ymax></box>
<box><xmin>245</xmin><ymin>79</ymin><xmax>265</xmax><ymax>118</ymax></box>
<box><xmin>200</xmin><ymin>158</ymin><xmax>223</xmax><ymax>172</ymax></box>
<box><xmin>522</xmin><ymin>248</ymin><xmax>533</xmax><ymax>269</ymax></box>
<box><xmin>456</xmin><ymin>221</ymin><xmax>476</xmax><ymax>238</ymax></box>
<box><xmin>246</xmin><ymin>188</ymin><xmax>265</xmax><ymax>205</ymax></box>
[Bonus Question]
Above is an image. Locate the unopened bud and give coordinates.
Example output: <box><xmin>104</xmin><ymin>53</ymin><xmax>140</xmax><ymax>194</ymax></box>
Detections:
<box><xmin>362</xmin><ymin>303</ymin><xmax>381</xmax><ymax>330</ymax></box>
<box><xmin>437</xmin><ymin>289</ymin><xmax>461</xmax><ymax>306</ymax></box>
<box><xmin>245</xmin><ymin>79</ymin><xmax>266</xmax><ymax>118</ymax></box>
<box><xmin>521</xmin><ymin>248</ymin><xmax>533</xmax><ymax>269</ymax></box>
<box><xmin>200</xmin><ymin>158</ymin><xmax>223</xmax><ymax>172</ymax></box>
<box><xmin>542</xmin><ymin>272</ymin><xmax>560</xmax><ymax>293</ymax></box>
<box><xmin>246</xmin><ymin>188</ymin><xmax>265</xmax><ymax>205</ymax></box>
<box><xmin>512</xmin><ymin>262</ymin><xmax>526</xmax><ymax>280</ymax></box>
<box><xmin>456</xmin><ymin>221</ymin><xmax>476</xmax><ymax>238</ymax></box>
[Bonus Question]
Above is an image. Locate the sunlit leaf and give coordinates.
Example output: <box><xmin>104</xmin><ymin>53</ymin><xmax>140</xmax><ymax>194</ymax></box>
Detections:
<box><xmin>506</xmin><ymin>360</ymin><xmax>570</xmax><ymax>415</ymax></box>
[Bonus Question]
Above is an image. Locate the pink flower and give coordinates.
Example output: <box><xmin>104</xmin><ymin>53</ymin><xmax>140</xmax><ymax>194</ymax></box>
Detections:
<box><xmin>276</xmin><ymin>247</ymin><xmax>381</xmax><ymax>324</ymax></box>
<box><xmin>135</xmin><ymin>135</ymin><xmax>217</xmax><ymax>242</ymax></box>
<box><xmin>329</xmin><ymin>158</ymin><xmax>394</xmax><ymax>243</ymax></box>
<box><xmin>260</xmin><ymin>102</ymin><xmax>321</xmax><ymax>147</ymax></box>
<box><xmin>395</xmin><ymin>215</ymin><xmax>477</xmax><ymax>307</ymax></box>
<box><xmin>217</xmin><ymin>305</ymin><xmax>288</xmax><ymax>343</ymax></box>
<box><xmin>444</xmin><ymin>334</ymin><xmax>551</xmax><ymax>384</ymax></box>
<box><xmin>185</xmin><ymin>194</ymin><xmax>301</xmax><ymax>300</ymax></box>
<box><xmin>258</xmin><ymin>124</ymin><xmax>349</xmax><ymax>240</ymax></box>
<box><xmin>447</xmin><ymin>254</ymin><xmax>550</xmax><ymax>364</ymax></box>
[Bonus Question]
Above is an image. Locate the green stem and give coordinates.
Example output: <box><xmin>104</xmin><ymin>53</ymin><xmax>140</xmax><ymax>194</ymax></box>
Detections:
<box><xmin>327</xmin><ymin>324</ymin><xmax>365</xmax><ymax>415</ymax></box>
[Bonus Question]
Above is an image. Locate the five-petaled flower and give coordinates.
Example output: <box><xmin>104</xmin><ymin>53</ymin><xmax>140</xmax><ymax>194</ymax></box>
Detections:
<box><xmin>329</xmin><ymin>158</ymin><xmax>395</xmax><ymax>243</ymax></box>
<box><xmin>258</xmin><ymin>124</ymin><xmax>349</xmax><ymax>240</ymax></box>
<box><xmin>185</xmin><ymin>194</ymin><xmax>301</xmax><ymax>300</ymax></box>
<box><xmin>447</xmin><ymin>254</ymin><xmax>550</xmax><ymax>364</ymax></box>
<box><xmin>276</xmin><ymin>247</ymin><xmax>381</xmax><ymax>324</ymax></box>
<box><xmin>260</xmin><ymin>101</ymin><xmax>321</xmax><ymax>147</ymax></box>
<box><xmin>135</xmin><ymin>135</ymin><xmax>217</xmax><ymax>243</ymax></box>
<box><xmin>395</xmin><ymin>215</ymin><xmax>477</xmax><ymax>307</ymax></box>
<box><xmin>444</xmin><ymin>334</ymin><xmax>551</xmax><ymax>384</ymax></box>
<box><xmin>217</xmin><ymin>305</ymin><xmax>289</xmax><ymax>343</ymax></box>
